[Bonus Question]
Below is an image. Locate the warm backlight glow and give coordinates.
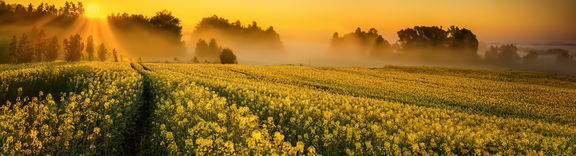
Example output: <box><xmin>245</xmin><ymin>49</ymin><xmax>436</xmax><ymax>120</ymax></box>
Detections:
<box><xmin>87</xmin><ymin>6</ymin><xmax>99</xmax><ymax>14</ymax></box>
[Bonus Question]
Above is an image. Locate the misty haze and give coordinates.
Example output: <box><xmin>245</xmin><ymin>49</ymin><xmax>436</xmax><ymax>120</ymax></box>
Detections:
<box><xmin>1</xmin><ymin>0</ymin><xmax>575</xmax><ymax>155</ymax></box>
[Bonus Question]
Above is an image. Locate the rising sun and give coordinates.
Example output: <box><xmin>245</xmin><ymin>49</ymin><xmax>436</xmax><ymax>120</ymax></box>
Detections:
<box><xmin>87</xmin><ymin>6</ymin><xmax>99</xmax><ymax>14</ymax></box>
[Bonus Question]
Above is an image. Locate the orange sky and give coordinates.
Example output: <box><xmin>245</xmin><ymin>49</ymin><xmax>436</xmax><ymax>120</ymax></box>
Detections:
<box><xmin>11</xmin><ymin>0</ymin><xmax>576</xmax><ymax>44</ymax></box>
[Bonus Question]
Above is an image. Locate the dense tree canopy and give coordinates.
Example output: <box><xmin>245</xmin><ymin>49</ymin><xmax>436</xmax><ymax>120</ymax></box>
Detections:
<box><xmin>328</xmin><ymin>27</ymin><xmax>393</xmax><ymax>57</ymax></box>
<box><xmin>397</xmin><ymin>26</ymin><xmax>480</xmax><ymax>60</ymax></box>
<box><xmin>191</xmin><ymin>15</ymin><xmax>285</xmax><ymax>54</ymax></box>
<box><xmin>220</xmin><ymin>48</ymin><xmax>237</xmax><ymax>64</ymax></box>
<box><xmin>63</xmin><ymin>34</ymin><xmax>84</xmax><ymax>62</ymax></box>
<box><xmin>107</xmin><ymin>10</ymin><xmax>186</xmax><ymax>58</ymax></box>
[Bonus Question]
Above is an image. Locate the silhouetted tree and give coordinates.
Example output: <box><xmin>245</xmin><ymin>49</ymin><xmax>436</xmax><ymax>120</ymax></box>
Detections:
<box><xmin>497</xmin><ymin>44</ymin><xmax>519</xmax><ymax>64</ymax></box>
<box><xmin>138</xmin><ymin>57</ymin><xmax>142</xmax><ymax>62</ymax></box>
<box><xmin>484</xmin><ymin>45</ymin><xmax>498</xmax><ymax>62</ymax></box>
<box><xmin>17</xmin><ymin>33</ymin><xmax>34</xmax><ymax>63</ymax></box>
<box><xmin>192</xmin><ymin>56</ymin><xmax>199</xmax><ymax>63</ymax></box>
<box><xmin>150</xmin><ymin>10</ymin><xmax>182</xmax><ymax>37</ymax></box>
<box><xmin>220</xmin><ymin>48</ymin><xmax>237</xmax><ymax>64</ymax></box>
<box><xmin>329</xmin><ymin>27</ymin><xmax>392</xmax><ymax>57</ymax></box>
<box><xmin>447</xmin><ymin>26</ymin><xmax>479</xmax><ymax>59</ymax></box>
<box><xmin>173</xmin><ymin>57</ymin><xmax>181</xmax><ymax>63</ymax></box>
<box><xmin>369</xmin><ymin>35</ymin><xmax>393</xmax><ymax>58</ymax></box>
<box><xmin>35</xmin><ymin>29</ymin><xmax>47</xmax><ymax>62</ymax></box>
<box><xmin>112</xmin><ymin>49</ymin><xmax>118</xmax><ymax>62</ymax></box>
<box><xmin>523</xmin><ymin>51</ymin><xmax>538</xmax><ymax>65</ymax></box>
<box><xmin>63</xmin><ymin>34</ymin><xmax>84</xmax><ymax>61</ymax></box>
<box><xmin>397</xmin><ymin>26</ymin><xmax>448</xmax><ymax>53</ymax></box>
<box><xmin>97</xmin><ymin>43</ymin><xmax>107</xmax><ymax>61</ymax></box>
<box><xmin>8</xmin><ymin>35</ymin><xmax>18</xmax><ymax>63</ymax></box>
<box><xmin>191</xmin><ymin>15</ymin><xmax>285</xmax><ymax>53</ymax></box>
<box><xmin>208</xmin><ymin>38</ymin><xmax>221</xmax><ymax>55</ymax></box>
<box><xmin>45</xmin><ymin>35</ymin><xmax>60</xmax><ymax>62</ymax></box>
<box><xmin>204</xmin><ymin>60</ymin><xmax>210</xmax><ymax>64</ymax></box>
<box><xmin>194</xmin><ymin>38</ymin><xmax>213</xmax><ymax>59</ymax></box>
<box><xmin>396</xmin><ymin>25</ymin><xmax>479</xmax><ymax>61</ymax></box>
<box><xmin>86</xmin><ymin>35</ymin><xmax>94</xmax><ymax>61</ymax></box>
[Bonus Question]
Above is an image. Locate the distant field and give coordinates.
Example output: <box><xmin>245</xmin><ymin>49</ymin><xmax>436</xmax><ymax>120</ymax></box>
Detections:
<box><xmin>1</xmin><ymin>62</ymin><xmax>575</xmax><ymax>155</ymax></box>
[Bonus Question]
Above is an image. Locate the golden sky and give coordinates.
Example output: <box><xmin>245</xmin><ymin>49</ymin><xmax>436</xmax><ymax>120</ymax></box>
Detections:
<box><xmin>11</xmin><ymin>0</ymin><xmax>576</xmax><ymax>43</ymax></box>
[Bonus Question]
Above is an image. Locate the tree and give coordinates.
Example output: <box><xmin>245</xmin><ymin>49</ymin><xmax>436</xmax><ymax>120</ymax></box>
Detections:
<box><xmin>17</xmin><ymin>33</ymin><xmax>34</xmax><ymax>63</ymax></box>
<box><xmin>523</xmin><ymin>51</ymin><xmax>538</xmax><ymax>65</ymax></box>
<box><xmin>45</xmin><ymin>35</ymin><xmax>60</xmax><ymax>62</ymax></box>
<box><xmin>174</xmin><ymin>57</ymin><xmax>181</xmax><ymax>63</ymax></box>
<box><xmin>208</xmin><ymin>38</ymin><xmax>221</xmax><ymax>55</ymax></box>
<box><xmin>220</xmin><ymin>48</ymin><xmax>237</xmax><ymax>64</ymax></box>
<box><xmin>63</xmin><ymin>34</ymin><xmax>84</xmax><ymax>62</ymax></box>
<box><xmin>497</xmin><ymin>44</ymin><xmax>519</xmax><ymax>64</ymax></box>
<box><xmin>192</xmin><ymin>56</ymin><xmax>199</xmax><ymax>63</ymax></box>
<box><xmin>8</xmin><ymin>35</ymin><xmax>18</xmax><ymax>63</ymax></box>
<box><xmin>35</xmin><ymin>30</ymin><xmax>47</xmax><ymax>62</ymax></box>
<box><xmin>447</xmin><ymin>26</ymin><xmax>479</xmax><ymax>57</ymax></box>
<box><xmin>97</xmin><ymin>43</ymin><xmax>107</xmax><ymax>61</ymax></box>
<box><xmin>195</xmin><ymin>38</ymin><xmax>209</xmax><ymax>58</ymax></box>
<box><xmin>86</xmin><ymin>35</ymin><xmax>94</xmax><ymax>61</ymax></box>
<box><xmin>138</xmin><ymin>57</ymin><xmax>142</xmax><ymax>62</ymax></box>
<box><xmin>484</xmin><ymin>45</ymin><xmax>498</xmax><ymax>62</ymax></box>
<box><xmin>112</xmin><ymin>49</ymin><xmax>118</xmax><ymax>62</ymax></box>
<box><xmin>369</xmin><ymin>35</ymin><xmax>393</xmax><ymax>58</ymax></box>
<box><xmin>149</xmin><ymin>9</ymin><xmax>182</xmax><ymax>41</ymax></box>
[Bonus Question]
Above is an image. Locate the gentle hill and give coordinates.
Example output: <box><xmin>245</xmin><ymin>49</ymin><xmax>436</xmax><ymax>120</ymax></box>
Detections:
<box><xmin>1</xmin><ymin>62</ymin><xmax>575</xmax><ymax>155</ymax></box>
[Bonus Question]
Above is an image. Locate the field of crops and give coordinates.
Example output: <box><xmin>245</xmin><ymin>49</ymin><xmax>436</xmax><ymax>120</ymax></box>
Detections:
<box><xmin>1</xmin><ymin>62</ymin><xmax>575</xmax><ymax>155</ymax></box>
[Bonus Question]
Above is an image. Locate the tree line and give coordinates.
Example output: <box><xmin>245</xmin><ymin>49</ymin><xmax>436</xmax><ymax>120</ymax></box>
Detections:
<box><xmin>192</xmin><ymin>38</ymin><xmax>237</xmax><ymax>64</ymax></box>
<box><xmin>0</xmin><ymin>1</ymin><xmax>85</xmax><ymax>17</ymax></box>
<box><xmin>106</xmin><ymin>10</ymin><xmax>186</xmax><ymax>57</ymax></box>
<box><xmin>7</xmin><ymin>27</ymin><xmax>120</xmax><ymax>64</ymax></box>
<box><xmin>328</xmin><ymin>26</ymin><xmax>574</xmax><ymax>66</ymax></box>
<box><xmin>190</xmin><ymin>15</ymin><xmax>285</xmax><ymax>54</ymax></box>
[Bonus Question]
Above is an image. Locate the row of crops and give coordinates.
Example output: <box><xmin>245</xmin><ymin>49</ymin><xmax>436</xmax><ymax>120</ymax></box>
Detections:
<box><xmin>1</xmin><ymin>62</ymin><xmax>575</xmax><ymax>155</ymax></box>
<box><xmin>142</xmin><ymin>63</ymin><xmax>576</xmax><ymax>155</ymax></box>
<box><xmin>0</xmin><ymin>62</ymin><xmax>143</xmax><ymax>155</ymax></box>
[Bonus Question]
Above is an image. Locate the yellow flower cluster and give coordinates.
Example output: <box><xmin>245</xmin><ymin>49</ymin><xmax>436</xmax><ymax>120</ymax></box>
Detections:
<box><xmin>132</xmin><ymin>63</ymin><xmax>312</xmax><ymax>155</ymax></box>
<box><xmin>1</xmin><ymin>62</ymin><xmax>143</xmax><ymax>155</ymax></box>
<box><xmin>142</xmin><ymin>63</ymin><xmax>576</xmax><ymax>155</ymax></box>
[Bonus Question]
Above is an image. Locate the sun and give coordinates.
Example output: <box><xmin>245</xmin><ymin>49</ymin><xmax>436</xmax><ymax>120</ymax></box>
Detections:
<box><xmin>87</xmin><ymin>6</ymin><xmax>99</xmax><ymax>14</ymax></box>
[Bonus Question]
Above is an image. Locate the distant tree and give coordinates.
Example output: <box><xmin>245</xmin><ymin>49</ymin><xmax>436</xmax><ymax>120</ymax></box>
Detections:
<box><xmin>86</xmin><ymin>35</ymin><xmax>94</xmax><ymax>61</ymax></box>
<box><xmin>27</xmin><ymin>3</ymin><xmax>34</xmax><ymax>13</ymax></box>
<box><xmin>8</xmin><ymin>35</ymin><xmax>18</xmax><ymax>63</ymax></box>
<box><xmin>63</xmin><ymin>34</ymin><xmax>84</xmax><ymax>62</ymax></box>
<box><xmin>35</xmin><ymin>29</ymin><xmax>47</xmax><ymax>62</ymax></box>
<box><xmin>45</xmin><ymin>35</ymin><xmax>60</xmax><ymax>62</ymax></box>
<box><xmin>208</xmin><ymin>38</ymin><xmax>221</xmax><ymax>55</ymax></box>
<box><xmin>447</xmin><ymin>26</ymin><xmax>479</xmax><ymax>59</ymax></box>
<box><xmin>369</xmin><ymin>35</ymin><xmax>393</xmax><ymax>58</ymax></box>
<box><xmin>191</xmin><ymin>15</ymin><xmax>285</xmax><ymax>53</ymax></box>
<box><xmin>97</xmin><ymin>43</ymin><xmax>107</xmax><ymax>61</ymax></box>
<box><xmin>149</xmin><ymin>9</ymin><xmax>182</xmax><ymax>41</ymax></box>
<box><xmin>112</xmin><ymin>49</ymin><xmax>118</xmax><ymax>62</ymax></box>
<box><xmin>397</xmin><ymin>26</ymin><xmax>448</xmax><ymax>53</ymax></box>
<box><xmin>120</xmin><ymin>55</ymin><xmax>123</xmax><ymax>61</ymax></box>
<box><xmin>195</xmin><ymin>38</ymin><xmax>209</xmax><ymax>57</ymax></box>
<box><xmin>192</xmin><ymin>56</ymin><xmax>199</xmax><ymax>63</ymax></box>
<box><xmin>204</xmin><ymin>60</ymin><xmax>210</xmax><ymax>64</ymax></box>
<box><xmin>484</xmin><ymin>45</ymin><xmax>498</xmax><ymax>61</ymax></box>
<box><xmin>220</xmin><ymin>48</ymin><xmax>237</xmax><ymax>64</ymax></box>
<box><xmin>17</xmin><ymin>33</ymin><xmax>34</xmax><ymax>63</ymax></box>
<box><xmin>523</xmin><ymin>51</ymin><xmax>538</xmax><ymax>65</ymax></box>
<box><xmin>138</xmin><ymin>57</ymin><xmax>142</xmax><ymax>62</ymax></box>
<box><xmin>497</xmin><ymin>44</ymin><xmax>519</xmax><ymax>64</ymax></box>
<box><xmin>77</xmin><ymin>2</ymin><xmax>85</xmax><ymax>16</ymax></box>
<box><xmin>173</xmin><ymin>57</ymin><xmax>181</xmax><ymax>63</ymax></box>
